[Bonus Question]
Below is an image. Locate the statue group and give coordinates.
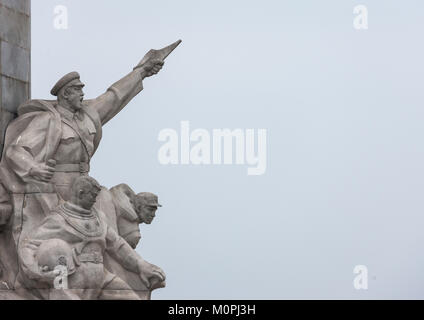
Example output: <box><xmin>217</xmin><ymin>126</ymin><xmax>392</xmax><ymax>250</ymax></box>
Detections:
<box><xmin>0</xmin><ymin>40</ymin><xmax>181</xmax><ymax>300</ymax></box>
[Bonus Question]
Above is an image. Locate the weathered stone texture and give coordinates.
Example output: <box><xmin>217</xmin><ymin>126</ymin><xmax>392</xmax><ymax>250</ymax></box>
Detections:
<box><xmin>2</xmin><ymin>76</ymin><xmax>29</xmax><ymax>113</ymax></box>
<box><xmin>1</xmin><ymin>41</ymin><xmax>30</xmax><ymax>82</ymax></box>
<box><xmin>0</xmin><ymin>109</ymin><xmax>14</xmax><ymax>148</ymax></box>
<box><xmin>0</xmin><ymin>0</ymin><xmax>30</xmax><ymax>156</ymax></box>
<box><xmin>0</xmin><ymin>0</ymin><xmax>30</xmax><ymax>16</ymax></box>
<box><xmin>0</xmin><ymin>3</ymin><xmax>30</xmax><ymax>49</ymax></box>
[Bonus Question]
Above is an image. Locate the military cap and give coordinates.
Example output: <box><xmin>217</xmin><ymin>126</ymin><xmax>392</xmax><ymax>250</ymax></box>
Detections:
<box><xmin>51</xmin><ymin>71</ymin><xmax>84</xmax><ymax>96</ymax></box>
<box><xmin>137</xmin><ymin>192</ymin><xmax>162</xmax><ymax>208</ymax></box>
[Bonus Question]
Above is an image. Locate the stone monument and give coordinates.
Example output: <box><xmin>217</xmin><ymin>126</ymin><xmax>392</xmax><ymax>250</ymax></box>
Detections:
<box><xmin>0</xmin><ymin>0</ymin><xmax>180</xmax><ymax>300</ymax></box>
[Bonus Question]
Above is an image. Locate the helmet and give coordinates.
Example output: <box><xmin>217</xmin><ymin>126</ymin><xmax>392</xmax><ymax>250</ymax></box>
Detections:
<box><xmin>36</xmin><ymin>239</ymin><xmax>76</xmax><ymax>275</ymax></box>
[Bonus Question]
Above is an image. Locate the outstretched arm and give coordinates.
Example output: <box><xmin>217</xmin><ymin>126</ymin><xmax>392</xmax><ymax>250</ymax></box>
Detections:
<box><xmin>106</xmin><ymin>226</ymin><xmax>165</xmax><ymax>288</ymax></box>
<box><xmin>91</xmin><ymin>60</ymin><xmax>164</xmax><ymax>126</ymax></box>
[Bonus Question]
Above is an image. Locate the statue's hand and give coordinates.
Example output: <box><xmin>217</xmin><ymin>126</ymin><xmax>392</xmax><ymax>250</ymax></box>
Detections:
<box><xmin>39</xmin><ymin>266</ymin><xmax>62</xmax><ymax>285</ymax></box>
<box><xmin>141</xmin><ymin>59</ymin><xmax>164</xmax><ymax>78</ymax></box>
<box><xmin>138</xmin><ymin>260</ymin><xmax>166</xmax><ymax>289</ymax></box>
<box><xmin>30</xmin><ymin>161</ymin><xmax>56</xmax><ymax>182</ymax></box>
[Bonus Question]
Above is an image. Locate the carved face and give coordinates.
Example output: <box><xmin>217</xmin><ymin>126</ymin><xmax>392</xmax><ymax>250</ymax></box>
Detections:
<box><xmin>138</xmin><ymin>205</ymin><xmax>157</xmax><ymax>224</ymax></box>
<box><xmin>79</xmin><ymin>186</ymin><xmax>101</xmax><ymax>211</ymax></box>
<box><xmin>64</xmin><ymin>84</ymin><xmax>84</xmax><ymax>110</ymax></box>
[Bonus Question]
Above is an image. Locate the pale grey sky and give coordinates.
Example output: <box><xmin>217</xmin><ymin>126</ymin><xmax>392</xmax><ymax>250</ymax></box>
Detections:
<box><xmin>32</xmin><ymin>0</ymin><xmax>424</xmax><ymax>299</ymax></box>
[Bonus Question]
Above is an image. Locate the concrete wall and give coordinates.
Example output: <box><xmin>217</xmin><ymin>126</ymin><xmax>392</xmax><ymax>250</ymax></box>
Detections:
<box><xmin>0</xmin><ymin>0</ymin><xmax>30</xmax><ymax>157</ymax></box>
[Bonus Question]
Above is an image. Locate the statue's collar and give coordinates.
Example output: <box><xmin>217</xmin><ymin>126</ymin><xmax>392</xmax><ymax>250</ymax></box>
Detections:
<box><xmin>62</xmin><ymin>201</ymin><xmax>94</xmax><ymax>218</ymax></box>
<box><xmin>56</xmin><ymin>104</ymin><xmax>83</xmax><ymax>121</ymax></box>
<box><xmin>59</xmin><ymin>202</ymin><xmax>103</xmax><ymax>237</ymax></box>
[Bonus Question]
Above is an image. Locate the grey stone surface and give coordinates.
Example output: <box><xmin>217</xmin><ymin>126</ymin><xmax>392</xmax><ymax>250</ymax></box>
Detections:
<box><xmin>0</xmin><ymin>41</ymin><xmax>30</xmax><ymax>82</ymax></box>
<box><xmin>0</xmin><ymin>0</ymin><xmax>30</xmax><ymax>16</ymax></box>
<box><xmin>0</xmin><ymin>109</ymin><xmax>15</xmax><ymax>151</ymax></box>
<box><xmin>0</xmin><ymin>0</ymin><xmax>30</xmax><ymax>159</ymax></box>
<box><xmin>0</xmin><ymin>5</ymin><xmax>30</xmax><ymax>49</ymax></box>
<box><xmin>0</xmin><ymin>0</ymin><xmax>30</xmax><ymax>298</ymax></box>
<box><xmin>1</xmin><ymin>77</ymin><xmax>28</xmax><ymax>113</ymax></box>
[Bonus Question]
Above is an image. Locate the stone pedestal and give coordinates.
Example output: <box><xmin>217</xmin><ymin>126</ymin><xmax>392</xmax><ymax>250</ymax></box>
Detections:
<box><xmin>0</xmin><ymin>0</ymin><xmax>31</xmax><ymax>157</ymax></box>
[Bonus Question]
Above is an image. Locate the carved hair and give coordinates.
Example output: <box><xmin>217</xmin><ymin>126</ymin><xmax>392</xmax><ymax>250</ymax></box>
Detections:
<box><xmin>57</xmin><ymin>85</ymin><xmax>73</xmax><ymax>102</ymax></box>
<box><xmin>71</xmin><ymin>176</ymin><xmax>101</xmax><ymax>197</ymax></box>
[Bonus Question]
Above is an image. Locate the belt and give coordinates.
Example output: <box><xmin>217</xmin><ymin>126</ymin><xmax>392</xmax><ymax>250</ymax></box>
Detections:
<box><xmin>55</xmin><ymin>162</ymin><xmax>90</xmax><ymax>173</ymax></box>
<box><xmin>78</xmin><ymin>252</ymin><xmax>103</xmax><ymax>264</ymax></box>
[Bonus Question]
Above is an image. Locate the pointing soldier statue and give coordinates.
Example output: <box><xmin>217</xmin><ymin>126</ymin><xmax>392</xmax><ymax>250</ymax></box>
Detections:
<box><xmin>0</xmin><ymin>40</ymin><xmax>181</xmax><ymax>299</ymax></box>
<box><xmin>1</xmin><ymin>40</ymin><xmax>180</xmax><ymax>201</ymax></box>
